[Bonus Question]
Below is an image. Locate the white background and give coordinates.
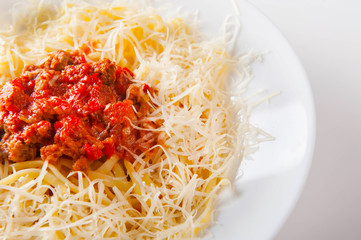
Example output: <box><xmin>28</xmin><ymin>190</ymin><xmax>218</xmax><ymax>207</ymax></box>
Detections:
<box><xmin>246</xmin><ymin>0</ymin><xmax>361</xmax><ymax>239</ymax></box>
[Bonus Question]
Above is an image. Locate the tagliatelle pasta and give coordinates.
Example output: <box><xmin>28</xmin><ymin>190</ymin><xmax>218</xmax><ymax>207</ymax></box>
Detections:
<box><xmin>0</xmin><ymin>0</ymin><xmax>264</xmax><ymax>239</ymax></box>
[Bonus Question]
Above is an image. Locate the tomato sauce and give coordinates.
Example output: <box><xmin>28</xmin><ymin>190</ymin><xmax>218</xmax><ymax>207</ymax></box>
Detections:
<box><xmin>0</xmin><ymin>50</ymin><xmax>161</xmax><ymax>171</ymax></box>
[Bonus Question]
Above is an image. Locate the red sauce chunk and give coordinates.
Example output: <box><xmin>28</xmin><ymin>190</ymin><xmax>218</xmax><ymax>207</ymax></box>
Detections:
<box><xmin>0</xmin><ymin>50</ymin><xmax>161</xmax><ymax>171</ymax></box>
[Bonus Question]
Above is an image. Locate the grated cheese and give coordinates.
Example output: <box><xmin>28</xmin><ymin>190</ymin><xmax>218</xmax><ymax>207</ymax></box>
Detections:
<box><xmin>0</xmin><ymin>0</ymin><xmax>265</xmax><ymax>239</ymax></box>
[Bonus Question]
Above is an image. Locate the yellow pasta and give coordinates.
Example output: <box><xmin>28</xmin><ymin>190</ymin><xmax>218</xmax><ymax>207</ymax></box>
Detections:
<box><xmin>0</xmin><ymin>0</ymin><xmax>260</xmax><ymax>239</ymax></box>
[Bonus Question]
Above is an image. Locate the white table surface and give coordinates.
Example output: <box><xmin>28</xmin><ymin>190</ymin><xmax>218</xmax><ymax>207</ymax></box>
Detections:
<box><xmin>246</xmin><ymin>0</ymin><xmax>361</xmax><ymax>239</ymax></box>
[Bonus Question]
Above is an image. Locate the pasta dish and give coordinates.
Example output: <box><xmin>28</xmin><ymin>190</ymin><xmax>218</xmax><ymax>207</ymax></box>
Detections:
<box><xmin>0</xmin><ymin>0</ymin><xmax>258</xmax><ymax>239</ymax></box>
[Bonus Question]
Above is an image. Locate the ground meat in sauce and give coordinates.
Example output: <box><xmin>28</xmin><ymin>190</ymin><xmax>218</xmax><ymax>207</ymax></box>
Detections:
<box><xmin>0</xmin><ymin>50</ymin><xmax>161</xmax><ymax>171</ymax></box>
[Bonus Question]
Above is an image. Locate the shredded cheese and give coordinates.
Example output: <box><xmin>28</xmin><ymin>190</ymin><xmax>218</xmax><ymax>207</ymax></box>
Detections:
<box><xmin>0</xmin><ymin>0</ymin><xmax>264</xmax><ymax>239</ymax></box>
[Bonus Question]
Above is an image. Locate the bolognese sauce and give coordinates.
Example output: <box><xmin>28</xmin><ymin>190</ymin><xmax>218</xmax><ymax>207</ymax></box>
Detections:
<box><xmin>0</xmin><ymin>50</ymin><xmax>161</xmax><ymax>171</ymax></box>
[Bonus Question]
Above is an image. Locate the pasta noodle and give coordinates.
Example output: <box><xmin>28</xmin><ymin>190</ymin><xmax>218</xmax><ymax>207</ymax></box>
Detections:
<box><xmin>0</xmin><ymin>0</ymin><xmax>263</xmax><ymax>239</ymax></box>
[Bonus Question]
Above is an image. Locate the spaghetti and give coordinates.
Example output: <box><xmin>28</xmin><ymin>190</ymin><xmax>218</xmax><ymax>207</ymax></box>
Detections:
<box><xmin>0</xmin><ymin>0</ymin><xmax>255</xmax><ymax>239</ymax></box>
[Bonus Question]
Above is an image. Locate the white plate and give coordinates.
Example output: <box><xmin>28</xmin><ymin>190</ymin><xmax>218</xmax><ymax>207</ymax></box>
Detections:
<box><xmin>0</xmin><ymin>0</ymin><xmax>315</xmax><ymax>239</ymax></box>
<box><xmin>174</xmin><ymin>0</ymin><xmax>316</xmax><ymax>239</ymax></box>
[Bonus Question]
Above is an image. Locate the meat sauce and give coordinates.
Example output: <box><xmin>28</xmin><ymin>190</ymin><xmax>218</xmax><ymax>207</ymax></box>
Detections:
<box><xmin>0</xmin><ymin>50</ymin><xmax>161</xmax><ymax>171</ymax></box>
